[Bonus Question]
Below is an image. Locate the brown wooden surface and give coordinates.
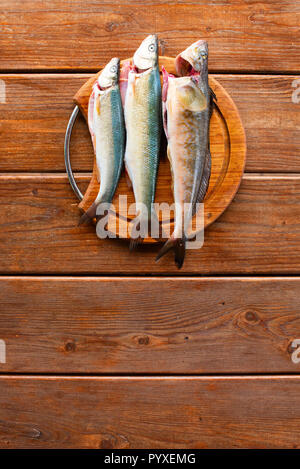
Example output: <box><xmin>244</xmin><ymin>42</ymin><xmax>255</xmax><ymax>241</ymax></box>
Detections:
<box><xmin>0</xmin><ymin>277</ymin><xmax>300</xmax><ymax>374</ymax></box>
<box><xmin>76</xmin><ymin>57</ymin><xmax>246</xmax><ymax>239</ymax></box>
<box><xmin>0</xmin><ymin>74</ymin><xmax>298</xmax><ymax>173</ymax></box>
<box><xmin>1</xmin><ymin>1</ymin><xmax>299</xmax><ymax>72</ymax></box>
<box><xmin>1</xmin><ymin>174</ymin><xmax>300</xmax><ymax>274</ymax></box>
<box><xmin>1</xmin><ymin>0</ymin><xmax>300</xmax><ymax>449</ymax></box>
<box><xmin>0</xmin><ymin>376</ymin><xmax>300</xmax><ymax>448</ymax></box>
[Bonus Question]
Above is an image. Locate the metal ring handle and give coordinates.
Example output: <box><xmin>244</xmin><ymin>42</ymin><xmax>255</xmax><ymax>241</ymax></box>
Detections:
<box><xmin>64</xmin><ymin>105</ymin><xmax>83</xmax><ymax>201</ymax></box>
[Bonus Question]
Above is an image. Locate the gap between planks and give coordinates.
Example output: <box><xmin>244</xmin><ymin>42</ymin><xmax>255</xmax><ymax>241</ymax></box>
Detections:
<box><xmin>0</xmin><ymin>374</ymin><xmax>299</xmax><ymax>380</ymax></box>
<box><xmin>2</xmin><ymin>274</ymin><xmax>300</xmax><ymax>281</ymax></box>
<box><xmin>2</xmin><ymin>273</ymin><xmax>300</xmax><ymax>278</ymax></box>
<box><xmin>2</xmin><ymin>173</ymin><xmax>300</xmax><ymax>179</ymax></box>
<box><xmin>1</xmin><ymin>273</ymin><xmax>299</xmax><ymax>280</ymax></box>
<box><xmin>0</xmin><ymin>69</ymin><xmax>300</xmax><ymax>76</ymax></box>
<box><xmin>0</xmin><ymin>72</ymin><xmax>298</xmax><ymax>79</ymax></box>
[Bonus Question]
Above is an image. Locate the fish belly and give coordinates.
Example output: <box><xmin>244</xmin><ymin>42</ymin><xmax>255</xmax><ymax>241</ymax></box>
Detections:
<box><xmin>125</xmin><ymin>68</ymin><xmax>161</xmax><ymax>216</ymax></box>
<box><xmin>94</xmin><ymin>89</ymin><xmax>124</xmax><ymax>204</ymax></box>
<box><xmin>167</xmin><ymin>105</ymin><xmax>208</xmax><ymax>237</ymax></box>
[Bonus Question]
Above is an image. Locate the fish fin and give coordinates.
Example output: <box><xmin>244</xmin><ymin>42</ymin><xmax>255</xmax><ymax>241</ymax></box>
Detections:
<box><xmin>129</xmin><ymin>235</ymin><xmax>144</xmax><ymax>251</ymax></box>
<box><xmin>193</xmin><ymin>147</ymin><xmax>211</xmax><ymax>215</ymax></box>
<box><xmin>162</xmin><ymin>102</ymin><xmax>168</xmax><ymax>139</ymax></box>
<box><xmin>210</xmin><ymin>87</ymin><xmax>217</xmax><ymax>102</ymax></box>
<box><xmin>209</xmin><ymin>87</ymin><xmax>217</xmax><ymax>118</ymax></box>
<box><xmin>78</xmin><ymin>202</ymin><xmax>97</xmax><ymax>226</ymax></box>
<box><xmin>166</xmin><ymin>145</ymin><xmax>175</xmax><ymax>195</ymax></box>
<box><xmin>125</xmin><ymin>169</ymin><xmax>132</xmax><ymax>189</ymax></box>
<box><xmin>156</xmin><ymin>237</ymin><xmax>186</xmax><ymax>269</ymax></box>
<box><xmin>129</xmin><ymin>220</ymin><xmax>145</xmax><ymax>251</ymax></box>
<box><xmin>177</xmin><ymin>84</ymin><xmax>207</xmax><ymax>112</ymax></box>
<box><xmin>129</xmin><ymin>219</ymin><xmax>144</xmax><ymax>251</ymax></box>
<box><xmin>129</xmin><ymin>209</ymin><xmax>162</xmax><ymax>249</ymax></box>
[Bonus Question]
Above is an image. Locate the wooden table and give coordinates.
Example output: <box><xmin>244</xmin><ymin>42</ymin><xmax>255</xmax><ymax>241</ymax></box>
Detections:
<box><xmin>0</xmin><ymin>0</ymin><xmax>300</xmax><ymax>449</ymax></box>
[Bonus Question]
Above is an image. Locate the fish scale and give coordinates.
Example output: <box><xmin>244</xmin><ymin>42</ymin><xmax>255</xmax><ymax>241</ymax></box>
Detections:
<box><xmin>79</xmin><ymin>57</ymin><xmax>125</xmax><ymax>225</ymax></box>
<box><xmin>124</xmin><ymin>35</ymin><xmax>161</xmax><ymax>246</ymax></box>
<box><xmin>156</xmin><ymin>40</ymin><xmax>214</xmax><ymax>268</ymax></box>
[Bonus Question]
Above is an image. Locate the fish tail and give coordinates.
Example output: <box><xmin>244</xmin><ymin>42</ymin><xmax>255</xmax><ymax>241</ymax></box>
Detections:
<box><xmin>129</xmin><ymin>210</ymin><xmax>159</xmax><ymax>251</ymax></box>
<box><xmin>129</xmin><ymin>218</ymin><xmax>144</xmax><ymax>251</ymax></box>
<box><xmin>129</xmin><ymin>235</ymin><xmax>144</xmax><ymax>251</ymax></box>
<box><xmin>78</xmin><ymin>202</ymin><xmax>97</xmax><ymax>226</ymax></box>
<box><xmin>156</xmin><ymin>236</ymin><xmax>186</xmax><ymax>269</ymax></box>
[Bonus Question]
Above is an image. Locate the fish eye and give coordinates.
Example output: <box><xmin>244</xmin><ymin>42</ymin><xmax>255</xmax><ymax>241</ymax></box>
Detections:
<box><xmin>148</xmin><ymin>43</ymin><xmax>156</xmax><ymax>52</ymax></box>
<box><xmin>110</xmin><ymin>65</ymin><xmax>117</xmax><ymax>73</ymax></box>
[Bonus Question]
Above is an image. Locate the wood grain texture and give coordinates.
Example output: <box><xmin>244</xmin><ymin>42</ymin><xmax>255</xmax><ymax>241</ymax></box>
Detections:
<box><xmin>76</xmin><ymin>57</ymin><xmax>246</xmax><ymax>239</ymax></box>
<box><xmin>0</xmin><ymin>277</ymin><xmax>300</xmax><ymax>373</ymax></box>
<box><xmin>0</xmin><ymin>174</ymin><xmax>300</xmax><ymax>274</ymax></box>
<box><xmin>1</xmin><ymin>1</ymin><xmax>299</xmax><ymax>72</ymax></box>
<box><xmin>1</xmin><ymin>0</ymin><xmax>299</xmax><ymax>450</ymax></box>
<box><xmin>0</xmin><ymin>74</ymin><xmax>298</xmax><ymax>173</ymax></box>
<box><xmin>218</xmin><ymin>75</ymin><xmax>300</xmax><ymax>173</ymax></box>
<box><xmin>0</xmin><ymin>74</ymin><xmax>93</xmax><ymax>173</ymax></box>
<box><xmin>0</xmin><ymin>376</ymin><xmax>300</xmax><ymax>448</ymax></box>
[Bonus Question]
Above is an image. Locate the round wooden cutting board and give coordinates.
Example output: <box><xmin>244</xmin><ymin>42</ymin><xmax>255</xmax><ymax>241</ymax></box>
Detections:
<box><xmin>73</xmin><ymin>56</ymin><xmax>246</xmax><ymax>243</ymax></box>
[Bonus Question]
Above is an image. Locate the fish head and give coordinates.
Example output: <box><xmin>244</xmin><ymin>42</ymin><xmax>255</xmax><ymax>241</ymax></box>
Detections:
<box><xmin>175</xmin><ymin>40</ymin><xmax>208</xmax><ymax>77</ymax></box>
<box><xmin>97</xmin><ymin>57</ymin><xmax>120</xmax><ymax>89</ymax></box>
<box><xmin>133</xmin><ymin>35</ymin><xmax>158</xmax><ymax>70</ymax></box>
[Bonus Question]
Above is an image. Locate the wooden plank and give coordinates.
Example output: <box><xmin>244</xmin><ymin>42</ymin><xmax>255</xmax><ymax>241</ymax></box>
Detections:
<box><xmin>0</xmin><ymin>174</ymin><xmax>300</xmax><ymax>274</ymax></box>
<box><xmin>0</xmin><ymin>74</ymin><xmax>92</xmax><ymax>173</ymax></box>
<box><xmin>1</xmin><ymin>1</ymin><xmax>299</xmax><ymax>72</ymax></box>
<box><xmin>0</xmin><ymin>277</ymin><xmax>300</xmax><ymax>373</ymax></box>
<box><xmin>217</xmin><ymin>75</ymin><xmax>300</xmax><ymax>173</ymax></box>
<box><xmin>0</xmin><ymin>74</ymin><xmax>299</xmax><ymax>173</ymax></box>
<box><xmin>0</xmin><ymin>376</ymin><xmax>300</xmax><ymax>448</ymax></box>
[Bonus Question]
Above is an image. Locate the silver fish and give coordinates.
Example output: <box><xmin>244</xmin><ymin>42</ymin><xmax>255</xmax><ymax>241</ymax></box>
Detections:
<box><xmin>79</xmin><ymin>57</ymin><xmax>125</xmax><ymax>224</ymax></box>
<box><xmin>156</xmin><ymin>40</ymin><xmax>215</xmax><ymax>268</ymax></box>
<box><xmin>124</xmin><ymin>35</ymin><xmax>162</xmax><ymax>248</ymax></box>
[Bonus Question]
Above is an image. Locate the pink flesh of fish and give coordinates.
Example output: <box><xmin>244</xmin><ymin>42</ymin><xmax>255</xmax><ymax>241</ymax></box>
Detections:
<box><xmin>119</xmin><ymin>60</ymin><xmax>131</xmax><ymax>107</ymax></box>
